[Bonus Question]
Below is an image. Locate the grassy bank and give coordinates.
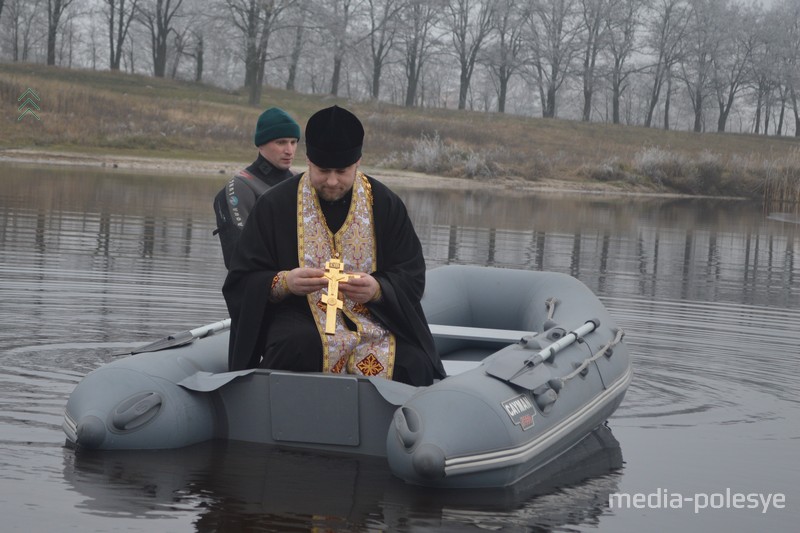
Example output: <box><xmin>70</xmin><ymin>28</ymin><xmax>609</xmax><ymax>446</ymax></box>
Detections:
<box><xmin>2</xmin><ymin>62</ymin><xmax>800</xmax><ymax>201</ymax></box>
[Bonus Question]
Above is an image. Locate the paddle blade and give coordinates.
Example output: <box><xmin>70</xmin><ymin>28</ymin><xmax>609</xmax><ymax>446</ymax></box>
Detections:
<box><xmin>128</xmin><ymin>330</ymin><xmax>196</xmax><ymax>355</ymax></box>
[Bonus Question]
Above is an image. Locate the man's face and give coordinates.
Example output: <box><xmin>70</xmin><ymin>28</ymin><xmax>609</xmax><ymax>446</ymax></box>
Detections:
<box><xmin>307</xmin><ymin>159</ymin><xmax>360</xmax><ymax>202</ymax></box>
<box><xmin>258</xmin><ymin>137</ymin><xmax>298</xmax><ymax>170</ymax></box>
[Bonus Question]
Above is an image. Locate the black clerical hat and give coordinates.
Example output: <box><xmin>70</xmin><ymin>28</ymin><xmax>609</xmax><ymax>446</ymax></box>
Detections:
<box><xmin>305</xmin><ymin>106</ymin><xmax>364</xmax><ymax>168</ymax></box>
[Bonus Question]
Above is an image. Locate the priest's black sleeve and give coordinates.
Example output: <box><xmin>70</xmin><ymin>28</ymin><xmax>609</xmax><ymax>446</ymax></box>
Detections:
<box><xmin>222</xmin><ymin>177</ymin><xmax>300</xmax><ymax>371</ymax></box>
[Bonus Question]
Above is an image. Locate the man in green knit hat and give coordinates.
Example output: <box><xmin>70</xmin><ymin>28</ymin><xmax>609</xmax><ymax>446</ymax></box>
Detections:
<box><xmin>213</xmin><ymin>107</ymin><xmax>301</xmax><ymax>268</ymax></box>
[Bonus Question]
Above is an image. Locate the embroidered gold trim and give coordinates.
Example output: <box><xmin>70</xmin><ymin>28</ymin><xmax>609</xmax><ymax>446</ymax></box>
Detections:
<box><xmin>296</xmin><ymin>171</ymin><xmax>395</xmax><ymax>379</ymax></box>
<box><xmin>269</xmin><ymin>271</ymin><xmax>291</xmax><ymax>302</ymax></box>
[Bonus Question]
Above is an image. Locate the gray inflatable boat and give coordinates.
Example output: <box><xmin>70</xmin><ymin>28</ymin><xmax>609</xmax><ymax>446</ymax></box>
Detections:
<box><xmin>63</xmin><ymin>265</ymin><xmax>632</xmax><ymax>488</ymax></box>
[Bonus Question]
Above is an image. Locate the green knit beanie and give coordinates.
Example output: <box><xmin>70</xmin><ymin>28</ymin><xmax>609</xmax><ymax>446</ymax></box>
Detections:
<box><xmin>253</xmin><ymin>107</ymin><xmax>301</xmax><ymax>146</ymax></box>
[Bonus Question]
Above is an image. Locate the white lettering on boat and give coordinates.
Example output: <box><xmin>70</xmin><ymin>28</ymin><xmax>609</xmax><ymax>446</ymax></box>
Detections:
<box><xmin>501</xmin><ymin>394</ymin><xmax>536</xmax><ymax>430</ymax></box>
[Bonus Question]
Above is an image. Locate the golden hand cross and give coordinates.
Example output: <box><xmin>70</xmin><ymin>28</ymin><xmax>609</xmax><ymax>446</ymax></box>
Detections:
<box><xmin>322</xmin><ymin>257</ymin><xmax>359</xmax><ymax>335</ymax></box>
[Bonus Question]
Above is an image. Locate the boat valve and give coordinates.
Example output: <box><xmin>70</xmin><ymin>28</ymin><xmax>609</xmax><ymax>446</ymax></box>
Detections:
<box><xmin>546</xmin><ymin>327</ymin><xmax>566</xmax><ymax>341</ymax></box>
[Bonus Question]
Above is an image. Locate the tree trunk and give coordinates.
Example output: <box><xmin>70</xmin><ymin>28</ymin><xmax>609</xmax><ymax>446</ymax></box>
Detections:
<box><xmin>693</xmin><ymin>89</ymin><xmax>703</xmax><ymax>133</ymax></box>
<box><xmin>330</xmin><ymin>56</ymin><xmax>342</xmax><ymax>96</ymax></box>
<box><xmin>458</xmin><ymin>68</ymin><xmax>469</xmax><ymax>110</ymax></box>
<box><xmin>582</xmin><ymin>87</ymin><xmax>593</xmax><ymax>122</ymax></box>
<box><xmin>717</xmin><ymin>102</ymin><xmax>728</xmax><ymax>133</ymax></box>
<box><xmin>663</xmin><ymin>69</ymin><xmax>672</xmax><ymax>130</ymax></box>
<box><xmin>371</xmin><ymin>57</ymin><xmax>383</xmax><ymax>99</ymax></box>
<box><xmin>405</xmin><ymin>44</ymin><xmax>419</xmax><ymax>107</ymax></box>
<box><xmin>47</xmin><ymin>8</ymin><xmax>60</xmax><ymax>65</ymax></box>
<box><xmin>753</xmin><ymin>85</ymin><xmax>763</xmax><ymax>134</ymax></box>
<box><xmin>195</xmin><ymin>34</ymin><xmax>203</xmax><ymax>82</ymax></box>
<box><xmin>153</xmin><ymin>37</ymin><xmax>168</xmax><ymax>77</ymax></box>
<box><xmin>286</xmin><ymin>25</ymin><xmax>303</xmax><ymax>91</ymax></box>
<box><xmin>645</xmin><ymin>64</ymin><xmax>664</xmax><ymax>128</ymax></box>
<box><xmin>497</xmin><ymin>72</ymin><xmax>508</xmax><ymax>113</ymax></box>
<box><xmin>543</xmin><ymin>84</ymin><xmax>556</xmax><ymax>118</ymax></box>
<box><xmin>405</xmin><ymin>66</ymin><xmax>418</xmax><ymax>107</ymax></box>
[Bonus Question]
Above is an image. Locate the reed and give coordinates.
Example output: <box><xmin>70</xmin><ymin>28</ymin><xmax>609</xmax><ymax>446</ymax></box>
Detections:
<box><xmin>762</xmin><ymin>149</ymin><xmax>800</xmax><ymax>214</ymax></box>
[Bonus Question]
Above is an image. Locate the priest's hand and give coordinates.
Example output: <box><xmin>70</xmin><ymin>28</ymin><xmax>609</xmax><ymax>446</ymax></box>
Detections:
<box><xmin>286</xmin><ymin>267</ymin><xmax>327</xmax><ymax>295</ymax></box>
<box><xmin>340</xmin><ymin>273</ymin><xmax>381</xmax><ymax>304</ymax></box>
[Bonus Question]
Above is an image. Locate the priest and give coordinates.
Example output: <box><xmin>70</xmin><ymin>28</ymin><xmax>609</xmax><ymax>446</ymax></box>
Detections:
<box><xmin>222</xmin><ymin>105</ymin><xmax>446</xmax><ymax>386</ymax></box>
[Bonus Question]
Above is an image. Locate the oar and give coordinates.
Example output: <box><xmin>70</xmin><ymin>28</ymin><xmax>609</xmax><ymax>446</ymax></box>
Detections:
<box><xmin>113</xmin><ymin>318</ymin><xmax>232</xmax><ymax>356</ymax></box>
<box><xmin>486</xmin><ymin>319</ymin><xmax>600</xmax><ymax>390</ymax></box>
<box><xmin>523</xmin><ymin>319</ymin><xmax>600</xmax><ymax>367</ymax></box>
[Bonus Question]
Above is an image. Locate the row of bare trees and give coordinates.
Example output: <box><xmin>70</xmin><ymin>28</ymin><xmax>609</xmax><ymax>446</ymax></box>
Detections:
<box><xmin>2</xmin><ymin>0</ymin><xmax>800</xmax><ymax>135</ymax></box>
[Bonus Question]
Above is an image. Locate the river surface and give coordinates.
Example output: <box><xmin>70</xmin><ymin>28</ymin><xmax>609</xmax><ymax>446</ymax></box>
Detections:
<box><xmin>1</xmin><ymin>163</ymin><xmax>798</xmax><ymax>532</ymax></box>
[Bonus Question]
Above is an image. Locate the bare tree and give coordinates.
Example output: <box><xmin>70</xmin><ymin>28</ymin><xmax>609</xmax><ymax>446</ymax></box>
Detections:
<box><xmin>678</xmin><ymin>0</ymin><xmax>718</xmax><ymax>132</ymax></box>
<box><xmin>285</xmin><ymin>23</ymin><xmax>303</xmax><ymax>90</ymax></box>
<box><xmin>642</xmin><ymin>0</ymin><xmax>689</xmax><ymax>128</ymax></box>
<box><xmin>399</xmin><ymin>0</ymin><xmax>441</xmax><ymax>107</ymax></box>
<box><xmin>525</xmin><ymin>0</ymin><xmax>583</xmax><ymax>118</ymax></box>
<box><xmin>710</xmin><ymin>2</ymin><xmax>753</xmax><ymax>132</ymax></box>
<box><xmin>106</xmin><ymin>0</ymin><xmax>140</xmax><ymax>70</ymax></box>
<box><xmin>366</xmin><ymin>0</ymin><xmax>402</xmax><ymax>99</ymax></box>
<box><xmin>5</xmin><ymin>0</ymin><xmax>42</xmax><ymax>62</ymax></box>
<box><xmin>483</xmin><ymin>0</ymin><xmax>526</xmax><ymax>113</ymax></box>
<box><xmin>46</xmin><ymin>0</ymin><xmax>76</xmax><ymax>65</ymax></box>
<box><xmin>137</xmin><ymin>0</ymin><xmax>185</xmax><ymax>77</ymax></box>
<box><xmin>224</xmin><ymin>0</ymin><xmax>292</xmax><ymax>105</ymax></box>
<box><xmin>773</xmin><ymin>0</ymin><xmax>800</xmax><ymax>136</ymax></box>
<box><xmin>325</xmin><ymin>0</ymin><xmax>360</xmax><ymax>96</ymax></box>
<box><xmin>577</xmin><ymin>0</ymin><xmax>611</xmax><ymax>121</ymax></box>
<box><xmin>59</xmin><ymin>7</ymin><xmax>79</xmax><ymax>67</ymax></box>
<box><xmin>284</xmin><ymin>0</ymin><xmax>309</xmax><ymax>91</ymax></box>
<box><xmin>749</xmin><ymin>7</ymin><xmax>783</xmax><ymax>134</ymax></box>
<box><xmin>445</xmin><ymin>0</ymin><xmax>496</xmax><ymax>110</ymax></box>
<box><xmin>604</xmin><ymin>0</ymin><xmax>641</xmax><ymax>124</ymax></box>
<box><xmin>170</xmin><ymin>25</ymin><xmax>188</xmax><ymax>77</ymax></box>
<box><xmin>189</xmin><ymin>30</ymin><xmax>204</xmax><ymax>81</ymax></box>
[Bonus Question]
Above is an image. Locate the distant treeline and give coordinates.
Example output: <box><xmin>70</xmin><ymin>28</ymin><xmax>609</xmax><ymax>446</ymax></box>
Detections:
<box><xmin>2</xmin><ymin>0</ymin><xmax>800</xmax><ymax>137</ymax></box>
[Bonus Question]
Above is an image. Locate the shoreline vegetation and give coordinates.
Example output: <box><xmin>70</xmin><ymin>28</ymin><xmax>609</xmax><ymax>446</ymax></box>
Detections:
<box><xmin>2</xmin><ymin>62</ymin><xmax>800</xmax><ymax>208</ymax></box>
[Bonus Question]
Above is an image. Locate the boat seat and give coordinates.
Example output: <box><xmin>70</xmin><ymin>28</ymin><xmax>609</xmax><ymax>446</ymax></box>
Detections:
<box><xmin>423</xmin><ymin>265</ymin><xmax>542</xmax><ymax>359</ymax></box>
<box><xmin>440</xmin><ymin>346</ymin><xmax>497</xmax><ymax>362</ymax></box>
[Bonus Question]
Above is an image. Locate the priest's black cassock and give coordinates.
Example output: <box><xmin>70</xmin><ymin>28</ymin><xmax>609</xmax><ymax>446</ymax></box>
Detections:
<box><xmin>222</xmin><ymin>173</ymin><xmax>446</xmax><ymax>386</ymax></box>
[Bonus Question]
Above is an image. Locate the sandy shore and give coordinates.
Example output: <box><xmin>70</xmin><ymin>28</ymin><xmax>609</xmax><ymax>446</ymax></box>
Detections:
<box><xmin>0</xmin><ymin>148</ymin><xmax>692</xmax><ymax>198</ymax></box>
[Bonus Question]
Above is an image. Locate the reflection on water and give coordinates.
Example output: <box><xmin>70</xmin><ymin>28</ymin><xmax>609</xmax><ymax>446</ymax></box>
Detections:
<box><xmin>402</xmin><ymin>188</ymin><xmax>798</xmax><ymax>309</ymax></box>
<box><xmin>1</xmin><ymin>163</ymin><xmax>799</xmax><ymax>531</ymax></box>
<box><xmin>63</xmin><ymin>424</ymin><xmax>622</xmax><ymax>532</ymax></box>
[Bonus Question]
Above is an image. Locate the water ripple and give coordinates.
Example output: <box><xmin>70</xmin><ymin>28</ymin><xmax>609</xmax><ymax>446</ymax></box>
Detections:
<box><xmin>605</xmin><ymin>296</ymin><xmax>800</xmax><ymax>429</ymax></box>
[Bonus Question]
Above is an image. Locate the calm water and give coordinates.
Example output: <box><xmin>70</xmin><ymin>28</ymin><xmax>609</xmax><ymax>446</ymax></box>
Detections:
<box><xmin>1</xmin><ymin>163</ymin><xmax>798</xmax><ymax>532</ymax></box>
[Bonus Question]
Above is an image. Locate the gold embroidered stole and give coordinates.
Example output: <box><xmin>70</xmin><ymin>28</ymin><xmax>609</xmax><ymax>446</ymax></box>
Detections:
<box><xmin>297</xmin><ymin>172</ymin><xmax>396</xmax><ymax>379</ymax></box>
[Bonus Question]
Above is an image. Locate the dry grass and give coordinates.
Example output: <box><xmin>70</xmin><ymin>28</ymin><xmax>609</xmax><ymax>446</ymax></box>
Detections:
<box><xmin>3</xmin><ymin>62</ymin><xmax>800</xmax><ymax>200</ymax></box>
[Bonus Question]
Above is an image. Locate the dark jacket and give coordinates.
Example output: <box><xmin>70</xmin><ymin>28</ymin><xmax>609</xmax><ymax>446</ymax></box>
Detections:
<box><xmin>213</xmin><ymin>154</ymin><xmax>293</xmax><ymax>268</ymax></box>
